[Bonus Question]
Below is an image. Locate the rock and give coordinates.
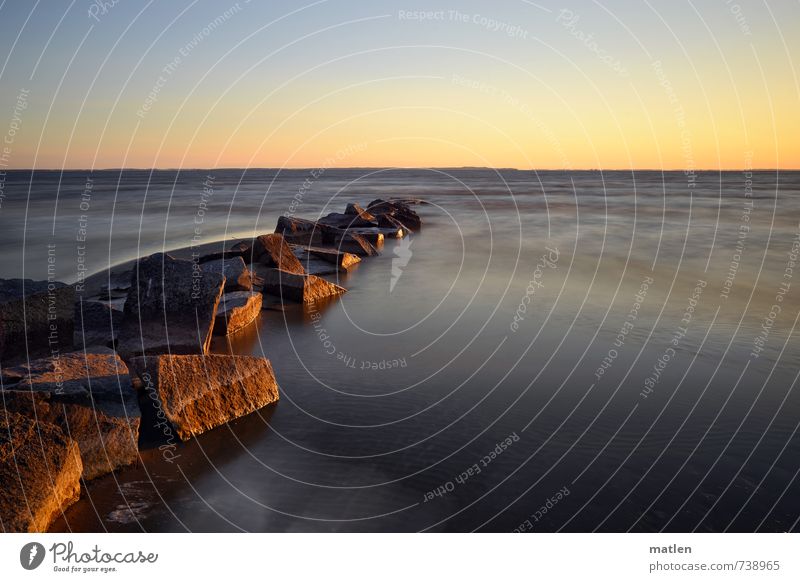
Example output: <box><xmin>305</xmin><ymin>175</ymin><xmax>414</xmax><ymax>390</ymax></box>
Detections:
<box><xmin>129</xmin><ymin>354</ymin><xmax>280</xmax><ymax>441</ymax></box>
<box><xmin>251</xmin><ymin>233</ymin><xmax>305</xmax><ymax>274</ymax></box>
<box><xmin>0</xmin><ymin>411</ymin><xmax>82</xmax><ymax>532</ymax></box>
<box><xmin>276</xmin><ymin>216</ymin><xmax>346</xmax><ymax>246</ymax></box>
<box><xmin>305</xmin><ymin>246</ymin><xmax>361</xmax><ymax>270</ymax></box>
<box><xmin>96</xmin><ymin>270</ymin><xmax>132</xmax><ymax>301</ymax></box>
<box><xmin>342</xmin><ymin>228</ymin><xmax>387</xmax><ymax>246</ymax></box>
<box><xmin>117</xmin><ymin>253</ymin><xmax>225</xmax><ymax>358</ymax></box>
<box><xmin>389</xmin><ymin>197</ymin><xmax>428</xmax><ymax>206</ymax></box>
<box><xmin>202</xmin><ymin>256</ymin><xmax>253</xmax><ymax>292</ymax></box>
<box><xmin>275</xmin><ymin>215</ymin><xmax>317</xmax><ymax>237</ymax></box>
<box><xmin>318</xmin><ymin>211</ymin><xmax>376</xmax><ymax>229</ymax></box>
<box><xmin>196</xmin><ymin>240</ymin><xmax>253</xmax><ymax>264</ymax></box>
<box><xmin>214</xmin><ymin>291</ymin><xmax>262</xmax><ymax>335</ymax></box>
<box><xmin>74</xmin><ymin>300</ymin><xmax>122</xmax><ymax>349</ymax></box>
<box><xmin>344</xmin><ymin>202</ymin><xmax>376</xmax><ymax>222</ymax></box>
<box><xmin>324</xmin><ymin>232</ymin><xmax>380</xmax><ymax>257</ymax></box>
<box><xmin>197</xmin><ymin>250</ymin><xmax>247</xmax><ymax>264</ymax></box>
<box><xmin>367</xmin><ymin>199</ymin><xmax>422</xmax><ymax>231</ymax></box>
<box><xmin>230</xmin><ymin>240</ymin><xmax>251</xmax><ymax>253</ymax></box>
<box><xmin>261</xmin><ymin>269</ymin><xmax>347</xmax><ymax>303</ymax></box>
<box><xmin>0</xmin><ymin>279</ymin><xmax>74</xmax><ymax>364</ymax></box>
<box><xmin>281</xmin><ymin>251</ymin><xmax>341</xmax><ymax>277</ymax></box>
<box><xmin>377</xmin><ymin>213</ymin><xmax>411</xmax><ymax>235</ymax></box>
<box><xmin>1</xmin><ymin>349</ymin><xmax>141</xmax><ymax>481</ymax></box>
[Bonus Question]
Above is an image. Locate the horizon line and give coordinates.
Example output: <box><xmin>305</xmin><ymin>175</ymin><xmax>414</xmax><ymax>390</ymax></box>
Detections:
<box><xmin>1</xmin><ymin>166</ymin><xmax>798</xmax><ymax>172</ymax></box>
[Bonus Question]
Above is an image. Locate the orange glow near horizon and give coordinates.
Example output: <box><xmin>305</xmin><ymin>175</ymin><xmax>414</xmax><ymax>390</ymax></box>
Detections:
<box><xmin>1</xmin><ymin>2</ymin><xmax>797</xmax><ymax>171</ymax></box>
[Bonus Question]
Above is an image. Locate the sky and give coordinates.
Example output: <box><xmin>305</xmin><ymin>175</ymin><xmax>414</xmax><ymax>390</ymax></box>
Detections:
<box><xmin>0</xmin><ymin>0</ymin><xmax>797</xmax><ymax>170</ymax></box>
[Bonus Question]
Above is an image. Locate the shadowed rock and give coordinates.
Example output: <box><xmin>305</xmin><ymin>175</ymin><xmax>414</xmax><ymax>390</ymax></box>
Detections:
<box><xmin>230</xmin><ymin>240</ymin><xmax>252</xmax><ymax>254</ymax></box>
<box><xmin>251</xmin><ymin>233</ymin><xmax>305</xmax><ymax>274</ymax></box>
<box><xmin>1</xmin><ymin>349</ymin><xmax>141</xmax><ymax>481</ymax></box>
<box><xmin>214</xmin><ymin>291</ymin><xmax>262</xmax><ymax>335</ymax></box>
<box><xmin>0</xmin><ymin>279</ymin><xmax>74</xmax><ymax>364</ymax></box>
<box><xmin>377</xmin><ymin>213</ymin><xmax>411</xmax><ymax>234</ymax></box>
<box><xmin>197</xmin><ymin>250</ymin><xmax>247</xmax><ymax>264</ymax></box>
<box><xmin>202</xmin><ymin>256</ymin><xmax>253</xmax><ymax>292</ymax></box>
<box><xmin>261</xmin><ymin>269</ymin><xmax>346</xmax><ymax>303</ymax></box>
<box><xmin>275</xmin><ymin>215</ymin><xmax>317</xmax><ymax>237</ymax></box>
<box><xmin>74</xmin><ymin>300</ymin><xmax>122</xmax><ymax>349</ymax></box>
<box><xmin>0</xmin><ymin>411</ymin><xmax>82</xmax><ymax>532</ymax></box>
<box><xmin>367</xmin><ymin>199</ymin><xmax>422</xmax><ymax>231</ymax></box>
<box><xmin>117</xmin><ymin>253</ymin><xmax>225</xmax><ymax>358</ymax></box>
<box><xmin>129</xmin><ymin>354</ymin><xmax>280</xmax><ymax>441</ymax></box>
<box><xmin>318</xmin><ymin>211</ymin><xmax>376</xmax><ymax>229</ymax></box>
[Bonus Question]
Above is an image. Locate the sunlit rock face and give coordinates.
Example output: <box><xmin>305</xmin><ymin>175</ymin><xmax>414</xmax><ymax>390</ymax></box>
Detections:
<box><xmin>129</xmin><ymin>354</ymin><xmax>280</xmax><ymax>441</ymax></box>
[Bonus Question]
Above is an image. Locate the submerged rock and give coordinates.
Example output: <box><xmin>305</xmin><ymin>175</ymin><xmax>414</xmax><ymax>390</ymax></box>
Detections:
<box><xmin>117</xmin><ymin>253</ymin><xmax>225</xmax><ymax>358</ymax></box>
<box><xmin>214</xmin><ymin>291</ymin><xmax>262</xmax><ymax>335</ymax></box>
<box><xmin>202</xmin><ymin>256</ymin><xmax>253</xmax><ymax>292</ymax></box>
<box><xmin>261</xmin><ymin>269</ymin><xmax>347</xmax><ymax>303</ymax></box>
<box><xmin>252</xmin><ymin>233</ymin><xmax>305</xmax><ymax>274</ymax></box>
<box><xmin>0</xmin><ymin>411</ymin><xmax>83</xmax><ymax>532</ymax></box>
<box><xmin>129</xmin><ymin>354</ymin><xmax>280</xmax><ymax>441</ymax></box>
<box><xmin>1</xmin><ymin>349</ymin><xmax>141</xmax><ymax>481</ymax></box>
<box><xmin>0</xmin><ymin>278</ymin><xmax>74</xmax><ymax>364</ymax></box>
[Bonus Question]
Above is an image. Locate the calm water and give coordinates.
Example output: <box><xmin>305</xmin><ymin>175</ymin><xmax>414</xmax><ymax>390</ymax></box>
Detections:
<box><xmin>2</xmin><ymin>168</ymin><xmax>799</xmax><ymax>532</ymax></box>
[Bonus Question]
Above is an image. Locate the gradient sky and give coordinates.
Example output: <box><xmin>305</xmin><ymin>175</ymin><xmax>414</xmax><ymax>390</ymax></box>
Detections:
<box><xmin>0</xmin><ymin>0</ymin><xmax>797</xmax><ymax>170</ymax></box>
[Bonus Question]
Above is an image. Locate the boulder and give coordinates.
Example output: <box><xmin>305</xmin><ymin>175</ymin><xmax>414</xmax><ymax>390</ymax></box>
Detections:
<box><xmin>278</xmin><ymin>251</ymin><xmax>341</xmax><ymax>277</ymax></box>
<box><xmin>344</xmin><ymin>202</ymin><xmax>376</xmax><ymax>222</ymax></box>
<box><xmin>117</xmin><ymin>253</ymin><xmax>225</xmax><ymax>358</ymax></box>
<box><xmin>0</xmin><ymin>279</ymin><xmax>74</xmax><ymax>364</ymax></box>
<box><xmin>261</xmin><ymin>269</ymin><xmax>347</xmax><ymax>303</ymax></box>
<box><xmin>276</xmin><ymin>216</ymin><xmax>348</xmax><ymax>246</ymax></box>
<box><xmin>129</xmin><ymin>354</ymin><xmax>280</xmax><ymax>441</ymax></box>
<box><xmin>343</xmin><ymin>228</ymin><xmax>387</xmax><ymax>246</ymax></box>
<box><xmin>1</xmin><ymin>349</ymin><xmax>141</xmax><ymax>481</ymax></box>
<box><xmin>96</xmin><ymin>270</ymin><xmax>132</xmax><ymax>301</ymax></box>
<box><xmin>74</xmin><ymin>300</ymin><xmax>122</xmax><ymax>349</ymax></box>
<box><xmin>367</xmin><ymin>199</ymin><xmax>422</xmax><ymax>231</ymax></box>
<box><xmin>214</xmin><ymin>291</ymin><xmax>262</xmax><ymax>335</ymax></box>
<box><xmin>197</xmin><ymin>250</ymin><xmax>247</xmax><ymax>264</ymax></box>
<box><xmin>324</xmin><ymin>232</ymin><xmax>380</xmax><ymax>257</ymax></box>
<box><xmin>0</xmin><ymin>411</ymin><xmax>83</xmax><ymax>532</ymax></box>
<box><xmin>318</xmin><ymin>211</ymin><xmax>376</xmax><ymax>229</ymax></box>
<box><xmin>202</xmin><ymin>256</ymin><xmax>253</xmax><ymax>292</ymax></box>
<box><xmin>377</xmin><ymin>213</ymin><xmax>411</xmax><ymax>235</ymax></box>
<box><xmin>305</xmin><ymin>247</ymin><xmax>361</xmax><ymax>270</ymax></box>
<box><xmin>251</xmin><ymin>233</ymin><xmax>305</xmax><ymax>274</ymax></box>
<box><xmin>275</xmin><ymin>215</ymin><xmax>317</xmax><ymax>237</ymax></box>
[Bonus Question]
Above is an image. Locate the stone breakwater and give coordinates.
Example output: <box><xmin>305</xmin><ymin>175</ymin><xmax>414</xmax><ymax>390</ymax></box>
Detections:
<box><xmin>0</xmin><ymin>197</ymin><xmax>424</xmax><ymax>532</ymax></box>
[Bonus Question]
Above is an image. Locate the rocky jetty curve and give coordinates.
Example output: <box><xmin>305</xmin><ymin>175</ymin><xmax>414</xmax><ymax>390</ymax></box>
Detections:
<box><xmin>0</xmin><ymin>196</ymin><xmax>424</xmax><ymax>531</ymax></box>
